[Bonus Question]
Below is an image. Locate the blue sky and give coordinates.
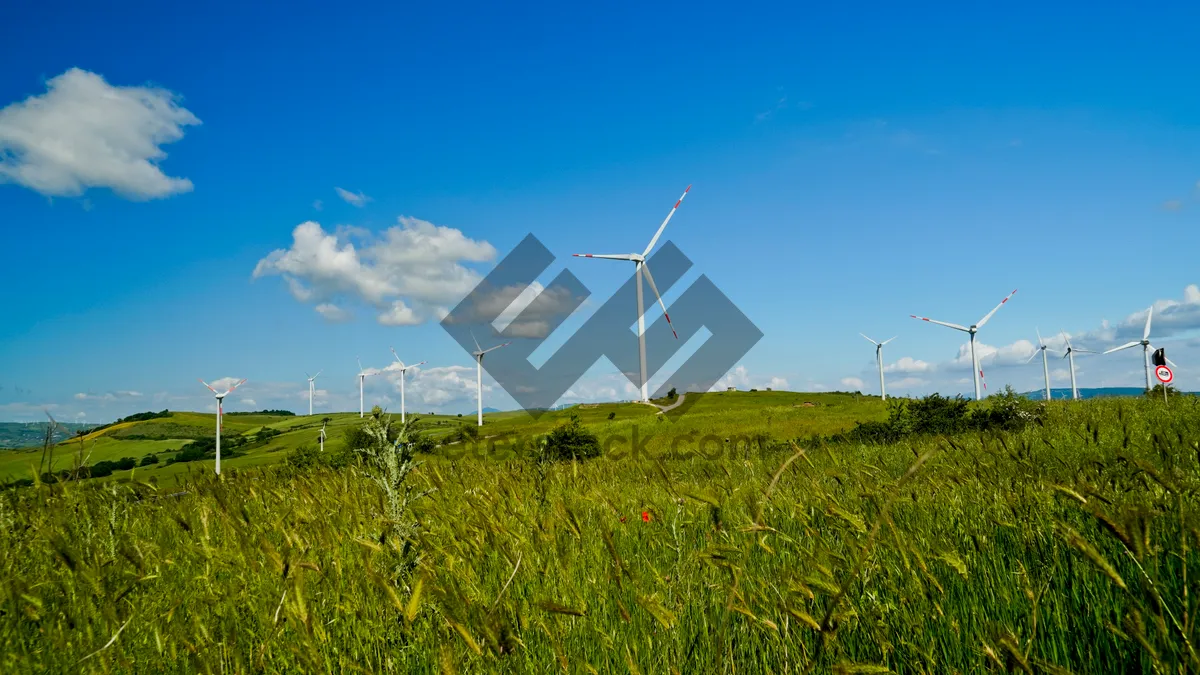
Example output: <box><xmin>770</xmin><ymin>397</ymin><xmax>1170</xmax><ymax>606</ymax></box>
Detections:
<box><xmin>2</xmin><ymin>1</ymin><xmax>1199</xmax><ymax>422</ymax></box>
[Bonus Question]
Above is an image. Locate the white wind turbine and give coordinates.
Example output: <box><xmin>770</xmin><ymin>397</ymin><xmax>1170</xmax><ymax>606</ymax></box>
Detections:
<box><xmin>356</xmin><ymin>358</ymin><xmax>378</xmax><ymax>418</ymax></box>
<box><xmin>1061</xmin><ymin>331</ymin><xmax>1097</xmax><ymax>401</ymax></box>
<box><xmin>198</xmin><ymin>378</ymin><xmax>246</xmax><ymax>475</ymax></box>
<box><xmin>1102</xmin><ymin>306</ymin><xmax>1177</xmax><ymax>391</ymax></box>
<box><xmin>573</xmin><ymin>185</ymin><xmax>690</xmax><ymax>402</ymax></box>
<box><xmin>470</xmin><ymin>333</ymin><xmax>510</xmax><ymax>427</ymax></box>
<box><xmin>305</xmin><ymin>370</ymin><xmax>322</xmax><ymax>416</ymax></box>
<box><xmin>389</xmin><ymin>347</ymin><xmax>428</xmax><ymax>424</ymax></box>
<box><xmin>318</xmin><ymin>421</ymin><xmax>327</xmax><ymax>453</ymax></box>
<box><xmin>1024</xmin><ymin>328</ymin><xmax>1053</xmax><ymax>401</ymax></box>
<box><xmin>860</xmin><ymin>334</ymin><xmax>897</xmax><ymax>400</ymax></box>
<box><xmin>911</xmin><ymin>289</ymin><xmax>1018</xmax><ymax>401</ymax></box>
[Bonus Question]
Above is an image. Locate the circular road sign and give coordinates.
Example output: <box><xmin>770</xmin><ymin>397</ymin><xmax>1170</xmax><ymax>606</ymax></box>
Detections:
<box><xmin>1155</xmin><ymin>365</ymin><xmax>1173</xmax><ymax>384</ymax></box>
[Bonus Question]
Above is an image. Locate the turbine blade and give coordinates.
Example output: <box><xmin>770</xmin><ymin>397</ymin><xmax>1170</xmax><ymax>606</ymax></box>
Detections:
<box><xmin>1144</xmin><ymin>306</ymin><xmax>1153</xmax><ymax>341</ymax></box>
<box><xmin>413</xmin><ymin>360</ymin><xmax>428</xmax><ymax>367</ymax></box>
<box><xmin>390</xmin><ymin>346</ymin><xmax>405</xmax><ymax>366</ymax></box>
<box><xmin>482</xmin><ymin>342</ymin><xmax>511</xmax><ymax>354</ymax></box>
<box><xmin>469</xmin><ymin>330</ymin><xmax>481</xmax><ymax>353</ymax></box>
<box><xmin>223</xmin><ymin>378</ymin><xmax>247</xmax><ymax>396</ymax></box>
<box><xmin>199</xmin><ymin>379</ymin><xmax>218</xmax><ymax>393</ymax></box>
<box><xmin>571</xmin><ymin>253</ymin><xmax>637</xmax><ymax>261</ymax></box>
<box><xmin>882</xmin><ymin>336</ymin><xmax>898</xmax><ymax>345</ymax></box>
<box><xmin>1036</xmin><ymin>326</ymin><xmax>1044</xmax><ymax>347</ymax></box>
<box><xmin>1103</xmin><ymin>341</ymin><xmax>1141</xmax><ymax>355</ymax></box>
<box><xmin>860</xmin><ymin>333</ymin><xmax>879</xmax><ymax>345</ymax></box>
<box><xmin>1025</xmin><ymin>350</ymin><xmax>1040</xmax><ymax>364</ymax></box>
<box><xmin>313</xmin><ymin>370</ymin><xmax>322</xmax><ymax>379</ymax></box>
<box><xmin>640</xmin><ymin>261</ymin><xmax>677</xmax><ymax>339</ymax></box>
<box><xmin>910</xmin><ymin>315</ymin><xmax>969</xmax><ymax>332</ymax></box>
<box><xmin>1146</xmin><ymin>345</ymin><xmax>1179</xmax><ymax>369</ymax></box>
<box><xmin>1060</xmin><ymin>330</ymin><xmax>1072</xmax><ymax>349</ymax></box>
<box><xmin>976</xmin><ymin>288</ymin><xmax>1018</xmax><ymax>328</ymax></box>
<box><xmin>643</xmin><ymin>184</ymin><xmax>692</xmax><ymax>257</ymax></box>
<box><xmin>357</xmin><ymin>357</ymin><xmax>364</xmax><ymax>373</ymax></box>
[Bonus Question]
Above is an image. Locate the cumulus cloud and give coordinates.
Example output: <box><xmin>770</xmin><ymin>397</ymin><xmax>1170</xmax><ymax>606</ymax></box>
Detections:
<box><xmin>335</xmin><ymin>187</ymin><xmax>371</xmax><ymax>207</ymax></box>
<box><xmin>883</xmin><ymin>356</ymin><xmax>932</xmax><ymax>374</ymax></box>
<box><xmin>315</xmin><ymin>303</ymin><xmax>353</xmax><ymax>322</ymax></box>
<box><xmin>392</xmin><ymin>365</ymin><xmax>481</xmax><ymax>407</ymax></box>
<box><xmin>0</xmin><ymin>68</ymin><xmax>200</xmax><ymax>199</ymax></box>
<box><xmin>767</xmin><ymin>376</ymin><xmax>789</xmax><ymax>390</ymax></box>
<box><xmin>253</xmin><ymin>217</ymin><xmax>496</xmax><ymax>325</ymax></box>
<box><xmin>841</xmin><ymin>377</ymin><xmax>864</xmax><ymax>390</ymax></box>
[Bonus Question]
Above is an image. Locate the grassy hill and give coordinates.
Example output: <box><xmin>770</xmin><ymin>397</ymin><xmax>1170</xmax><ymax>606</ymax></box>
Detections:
<box><xmin>0</xmin><ymin>391</ymin><xmax>882</xmax><ymax>484</ymax></box>
<box><xmin>1</xmin><ymin>391</ymin><xmax>1196</xmax><ymax>671</ymax></box>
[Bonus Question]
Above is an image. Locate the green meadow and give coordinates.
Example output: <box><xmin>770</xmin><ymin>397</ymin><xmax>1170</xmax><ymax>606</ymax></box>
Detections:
<box><xmin>1</xmin><ymin>392</ymin><xmax>1198</xmax><ymax>673</ymax></box>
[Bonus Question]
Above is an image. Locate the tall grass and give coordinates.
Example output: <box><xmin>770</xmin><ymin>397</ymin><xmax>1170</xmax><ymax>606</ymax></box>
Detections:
<box><xmin>1</xmin><ymin>397</ymin><xmax>1198</xmax><ymax>673</ymax></box>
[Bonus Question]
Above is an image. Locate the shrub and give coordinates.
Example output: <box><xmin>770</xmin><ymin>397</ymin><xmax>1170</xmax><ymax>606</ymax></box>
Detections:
<box><xmin>541</xmin><ymin>414</ymin><xmax>601</xmax><ymax>461</ymax></box>
<box><xmin>972</xmin><ymin>386</ymin><xmax>1044</xmax><ymax>431</ymax></box>
<box><xmin>139</xmin><ymin>454</ymin><xmax>159</xmax><ymax>467</ymax></box>
<box><xmin>285</xmin><ymin>445</ymin><xmax>321</xmax><ymax>470</ymax></box>
<box><xmin>607</xmin><ymin>412</ymin><xmax>616</xmax><ymax>420</ymax></box>
<box><xmin>667</xmin><ymin>387</ymin><xmax>677</xmax><ymax>399</ymax></box>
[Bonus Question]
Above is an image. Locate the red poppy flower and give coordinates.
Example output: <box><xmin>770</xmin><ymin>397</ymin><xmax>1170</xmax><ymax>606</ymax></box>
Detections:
<box><xmin>642</xmin><ymin>511</ymin><xmax>651</xmax><ymax>522</ymax></box>
<box><xmin>619</xmin><ymin>516</ymin><xmax>627</xmax><ymax>523</ymax></box>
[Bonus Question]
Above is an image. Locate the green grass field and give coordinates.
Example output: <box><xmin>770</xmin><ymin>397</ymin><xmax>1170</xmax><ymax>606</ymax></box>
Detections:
<box><xmin>1</xmin><ymin>393</ymin><xmax>1197</xmax><ymax>673</ymax></box>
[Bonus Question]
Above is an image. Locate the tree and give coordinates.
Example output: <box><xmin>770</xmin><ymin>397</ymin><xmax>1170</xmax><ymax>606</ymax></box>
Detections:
<box><xmin>541</xmin><ymin>414</ymin><xmax>601</xmax><ymax>461</ymax></box>
<box><xmin>667</xmin><ymin>387</ymin><xmax>677</xmax><ymax>400</ymax></box>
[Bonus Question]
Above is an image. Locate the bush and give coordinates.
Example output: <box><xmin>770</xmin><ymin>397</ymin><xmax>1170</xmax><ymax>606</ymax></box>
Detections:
<box><xmin>833</xmin><ymin>388</ymin><xmax>1041</xmax><ymax>446</ymax></box>
<box><xmin>973</xmin><ymin>386</ymin><xmax>1045</xmax><ymax>431</ymax></box>
<box><xmin>285</xmin><ymin>445</ymin><xmax>321</xmax><ymax>470</ymax></box>
<box><xmin>667</xmin><ymin>387</ymin><xmax>677</xmax><ymax>399</ymax></box>
<box><xmin>540</xmin><ymin>414</ymin><xmax>601</xmax><ymax>461</ymax></box>
<box><xmin>607</xmin><ymin>412</ymin><xmax>616</xmax><ymax>420</ymax></box>
<box><xmin>139</xmin><ymin>454</ymin><xmax>159</xmax><ymax>467</ymax></box>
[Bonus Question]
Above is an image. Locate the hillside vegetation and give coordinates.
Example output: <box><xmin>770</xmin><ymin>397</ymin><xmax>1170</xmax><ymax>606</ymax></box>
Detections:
<box><xmin>0</xmin><ymin>393</ymin><xmax>1197</xmax><ymax>672</ymax></box>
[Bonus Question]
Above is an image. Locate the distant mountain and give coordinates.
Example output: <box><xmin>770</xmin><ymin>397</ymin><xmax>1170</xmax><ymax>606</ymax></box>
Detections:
<box><xmin>0</xmin><ymin>422</ymin><xmax>94</xmax><ymax>449</ymax></box>
<box><xmin>1017</xmin><ymin>387</ymin><xmax>1195</xmax><ymax>401</ymax></box>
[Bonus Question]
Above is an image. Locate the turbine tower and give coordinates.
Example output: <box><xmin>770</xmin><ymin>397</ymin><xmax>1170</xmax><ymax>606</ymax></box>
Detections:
<box><xmin>860</xmin><ymin>334</ymin><xmax>897</xmax><ymax>400</ymax></box>
<box><xmin>1024</xmin><ymin>328</ymin><xmax>1052</xmax><ymax>401</ymax></box>
<box><xmin>356</xmin><ymin>358</ymin><xmax>377</xmax><ymax>418</ymax></box>
<box><xmin>470</xmin><ymin>333</ymin><xmax>510</xmax><ymax>427</ymax></box>
<box><xmin>910</xmin><ymin>289</ymin><xmax>1018</xmax><ymax>401</ymax></box>
<box><xmin>199</xmin><ymin>378</ymin><xmax>246</xmax><ymax>476</ymax></box>
<box><xmin>1061</xmin><ymin>331</ymin><xmax>1096</xmax><ymax>401</ymax></box>
<box><xmin>573</xmin><ymin>185</ymin><xmax>689</xmax><ymax>402</ymax></box>
<box><xmin>389</xmin><ymin>348</ymin><xmax>428</xmax><ymax>424</ymax></box>
<box><xmin>305</xmin><ymin>371</ymin><xmax>322</xmax><ymax>416</ymax></box>
<box><xmin>1102</xmin><ymin>306</ymin><xmax>1177</xmax><ymax>391</ymax></box>
<box><xmin>318</xmin><ymin>421</ymin><xmax>327</xmax><ymax>453</ymax></box>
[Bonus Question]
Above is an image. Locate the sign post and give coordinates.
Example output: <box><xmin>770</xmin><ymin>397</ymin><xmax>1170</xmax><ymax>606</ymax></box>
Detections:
<box><xmin>1155</xmin><ymin>364</ymin><xmax>1173</xmax><ymax>405</ymax></box>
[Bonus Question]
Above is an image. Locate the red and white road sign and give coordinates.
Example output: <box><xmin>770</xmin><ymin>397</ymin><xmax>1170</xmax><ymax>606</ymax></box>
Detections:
<box><xmin>1155</xmin><ymin>365</ymin><xmax>1173</xmax><ymax>384</ymax></box>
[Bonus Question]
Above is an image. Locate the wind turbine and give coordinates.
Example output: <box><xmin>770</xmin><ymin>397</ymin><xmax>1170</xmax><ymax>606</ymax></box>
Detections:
<box><xmin>1102</xmin><ymin>306</ymin><xmax>1177</xmax><ymax>391</ymax></box>
<box><xmin>199</xmin><ymin>378</ymin><xmax>246</xmax><ymax>475</ymax></box>
<box><xmin>910</xmin><ymin>289</ymin><xmax>1018</xmax><ymax>401</ymax></box>
<box><xmin>470</xmin><ymin>333</ymin><xmax>510</xmax><ymax>427</ymax></box>
<box><xmin>305</xmin><ymin>371</ymin><xmax>322</xmax><ymax>416</ymax></box>
<box><xmin>573</xmin><ymin>185</ymin><xmax>690</xmax><ymax>402</ymax></box>
<box><xmin>318</xmin><ymin>421</ymin><xmax>327</xmax><ymax>453</ymax></box>
<box><xmin>860</xmin><ymin>334</ymin><xmax>897</xmax><ymax>400</ymax></box>
<box><xmin>389</xmin><ymin>348</ymin><xmax>428</xmax><ymax>424</ymax></box>
<box><xmin>1061</xmin><ymin>331</ymin><xmax>1096</xmax><ymax>401</ymax></box>
<box><xmin>1024</xmin><ymin>328</ymin><xmax>1052</xmax><ymax>401</ymax></box>
<box><xmin>356</xmin><ymin>358</ymin><xmax>377</xmax><ymax>418</ymax></box>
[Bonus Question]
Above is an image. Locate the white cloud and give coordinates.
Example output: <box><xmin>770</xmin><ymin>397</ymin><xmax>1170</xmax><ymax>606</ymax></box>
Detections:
<box><xmin>335</xmin><ymin>187</ymin><xmax>371</xmax><ymax>207</ymax></box>
<box><xmin>883</xmin><ymin>356</ymin><xmax>932</xmax><ymax>374</ymax></box>
<box><xmin>952</xmin><ymin>339</ymin><xmax>1038</xmax><ymax>368</ymax></box>
<box><xmin>378</xmin><ymin>300</ymin><xmax>420</xmax><ymax>326</ymax></box>
<box><xmin>0</xmin><ymin>68</ymin><xmax>200</xmax><ymax>199</ymax></box>
<box><xmin>841</xmin><ymin>377</ymin><xmax>864</xmax><ymax>390</ymax></box>
<box><xmin>73</xmin><ymin>390</ymin><xmax>143</xmax><ymax>402</ymax></box>
<box><xmin>767</xmin><ymin>376</ymin><xmax>789</xmax><ymax>390</ymax></box>
<box><xmin>207</xmin><ymin>377</ymin><xmax>246</xmax><ymax>392</ymax></box>
<box><xmin>890</xmin><ymin>377</ymin><xmax>927</xmax><ymax>389</ymax></box>
<box><xmin>241</xmin><ymin>399</ymin><xmax>257</xmax><ymax>407</ymax></box>
<box><xmin>315</xmin><ymin>303</ymin><xmax>353</xmax><ymax>323</ymax></box>
<box><xmin>253</xmin><ymin>218</ymin><xmax>496</xmax><ymax>325</ymax></box>
<box><xmin>393</xmin><ymin>365</ymin><xmax>481</xmax><ymax>407</ymax></box>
